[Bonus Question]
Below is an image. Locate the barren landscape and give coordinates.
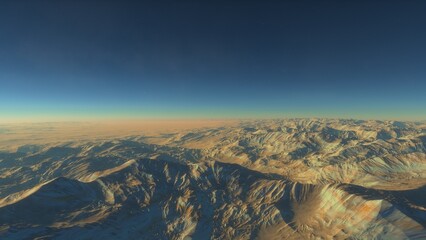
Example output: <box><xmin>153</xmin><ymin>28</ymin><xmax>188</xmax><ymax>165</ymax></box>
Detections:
<box><xmin>2</xmin><ymin>0</ymin><xmax>426</xmax><ymax>239</ymax></box>
<box><xmin>0</xmin><ymin>119</ymin><xmax>425</xmax><ymax>239</ymax></box>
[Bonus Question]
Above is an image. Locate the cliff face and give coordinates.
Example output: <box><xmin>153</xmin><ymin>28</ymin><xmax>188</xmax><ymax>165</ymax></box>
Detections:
<box><xmin>0</xmin><ymin>119</ymin><xmax>425</xmax><ymax>239</ymax></box>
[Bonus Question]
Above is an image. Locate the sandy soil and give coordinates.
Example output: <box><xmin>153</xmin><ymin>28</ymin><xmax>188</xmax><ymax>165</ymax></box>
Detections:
<box><xmin>0</xmin><ymin>119</ymin><xmax>238</xmax><ymax>151</ymax></box>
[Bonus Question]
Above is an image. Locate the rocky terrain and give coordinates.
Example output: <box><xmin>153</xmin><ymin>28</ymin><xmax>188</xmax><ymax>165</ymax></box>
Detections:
<box><xmin>0</xmin><ymin>119</ymin><xmax>425</xmax><ymax>239</ymax></box>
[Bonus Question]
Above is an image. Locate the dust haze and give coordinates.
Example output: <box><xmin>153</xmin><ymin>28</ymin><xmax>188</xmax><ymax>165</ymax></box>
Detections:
<box><xmin>0</xmin><ymin>119</ymin><xmax>425</xmax><ymax>239</ymax></box>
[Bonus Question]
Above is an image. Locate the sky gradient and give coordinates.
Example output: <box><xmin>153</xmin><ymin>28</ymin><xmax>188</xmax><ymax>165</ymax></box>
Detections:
<box><xmin>1</xmin><ymin>1</ymin><xmax>426</xmax><ymax>121</ymax></box>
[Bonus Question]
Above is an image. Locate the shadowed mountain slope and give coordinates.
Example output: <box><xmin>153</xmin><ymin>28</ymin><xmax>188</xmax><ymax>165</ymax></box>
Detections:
<box><xmin>1</xmin><ymin>158</ymin><xmax>425</xmax><ymax>239</ymax></box>
<box><xmin>0</xmin><ymin>119</ymin><xmax>425</xmax><ymax>239</ymax></box>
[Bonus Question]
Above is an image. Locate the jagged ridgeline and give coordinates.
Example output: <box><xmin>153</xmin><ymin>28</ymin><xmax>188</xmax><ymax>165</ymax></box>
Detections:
<box><xmin>0</xmin><ymin>119</ymin><xmax>425</xmax><ymax>239</ymax></box>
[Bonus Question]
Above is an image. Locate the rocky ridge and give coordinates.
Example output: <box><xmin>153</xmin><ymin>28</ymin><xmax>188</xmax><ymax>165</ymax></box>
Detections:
<box><xmin>0</xmin><ymin>119</ymin><xmax>425</xmax><ymax>239</ymax></box>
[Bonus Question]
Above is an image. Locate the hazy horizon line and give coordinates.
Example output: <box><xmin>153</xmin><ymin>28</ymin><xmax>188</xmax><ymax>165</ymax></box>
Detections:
<box><xmin>1</xmin><ymin>115</ymin><xmax>425</xmax><ymax>124</ymax></box>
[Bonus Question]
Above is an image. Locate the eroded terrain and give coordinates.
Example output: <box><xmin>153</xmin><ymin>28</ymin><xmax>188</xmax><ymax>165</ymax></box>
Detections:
<box><xmin>0</xmin><ymin>119</ymin><xmax>425</xmax><ymax>239</ymax></box>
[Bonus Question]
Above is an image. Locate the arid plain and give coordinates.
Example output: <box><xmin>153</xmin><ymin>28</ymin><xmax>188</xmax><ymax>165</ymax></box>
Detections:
<box><xmin>0</xmin><ymin>119</ymin><xmax>425</xmax><ymax>239</ymax></box>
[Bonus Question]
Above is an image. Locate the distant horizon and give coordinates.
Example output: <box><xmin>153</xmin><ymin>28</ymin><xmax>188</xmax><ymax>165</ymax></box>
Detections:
<box><xmin>2</xmin><ymin>105</ymin><xmax>426</xmax><ymax>122</ymax></box>
<box><xmin>1</xmin><ymin>1</ymin><xmax>425</xmax><ymax>121</ymax></box>
<box><xmin>1</xmin><ymin>113</ymin><xmax>425</xmax><ymax>124</ymax></box>
<box><xmin>1</xmin><ymin>2</ymin><xmax>425</xmax><ymax>238</ymax></box>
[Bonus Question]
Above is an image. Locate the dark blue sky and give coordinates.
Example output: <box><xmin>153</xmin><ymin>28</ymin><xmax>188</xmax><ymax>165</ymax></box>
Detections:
<box><xmin>1</xmin><ymin>1</ymin><xmax>425</xmax><ymax>120</ymax></box>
